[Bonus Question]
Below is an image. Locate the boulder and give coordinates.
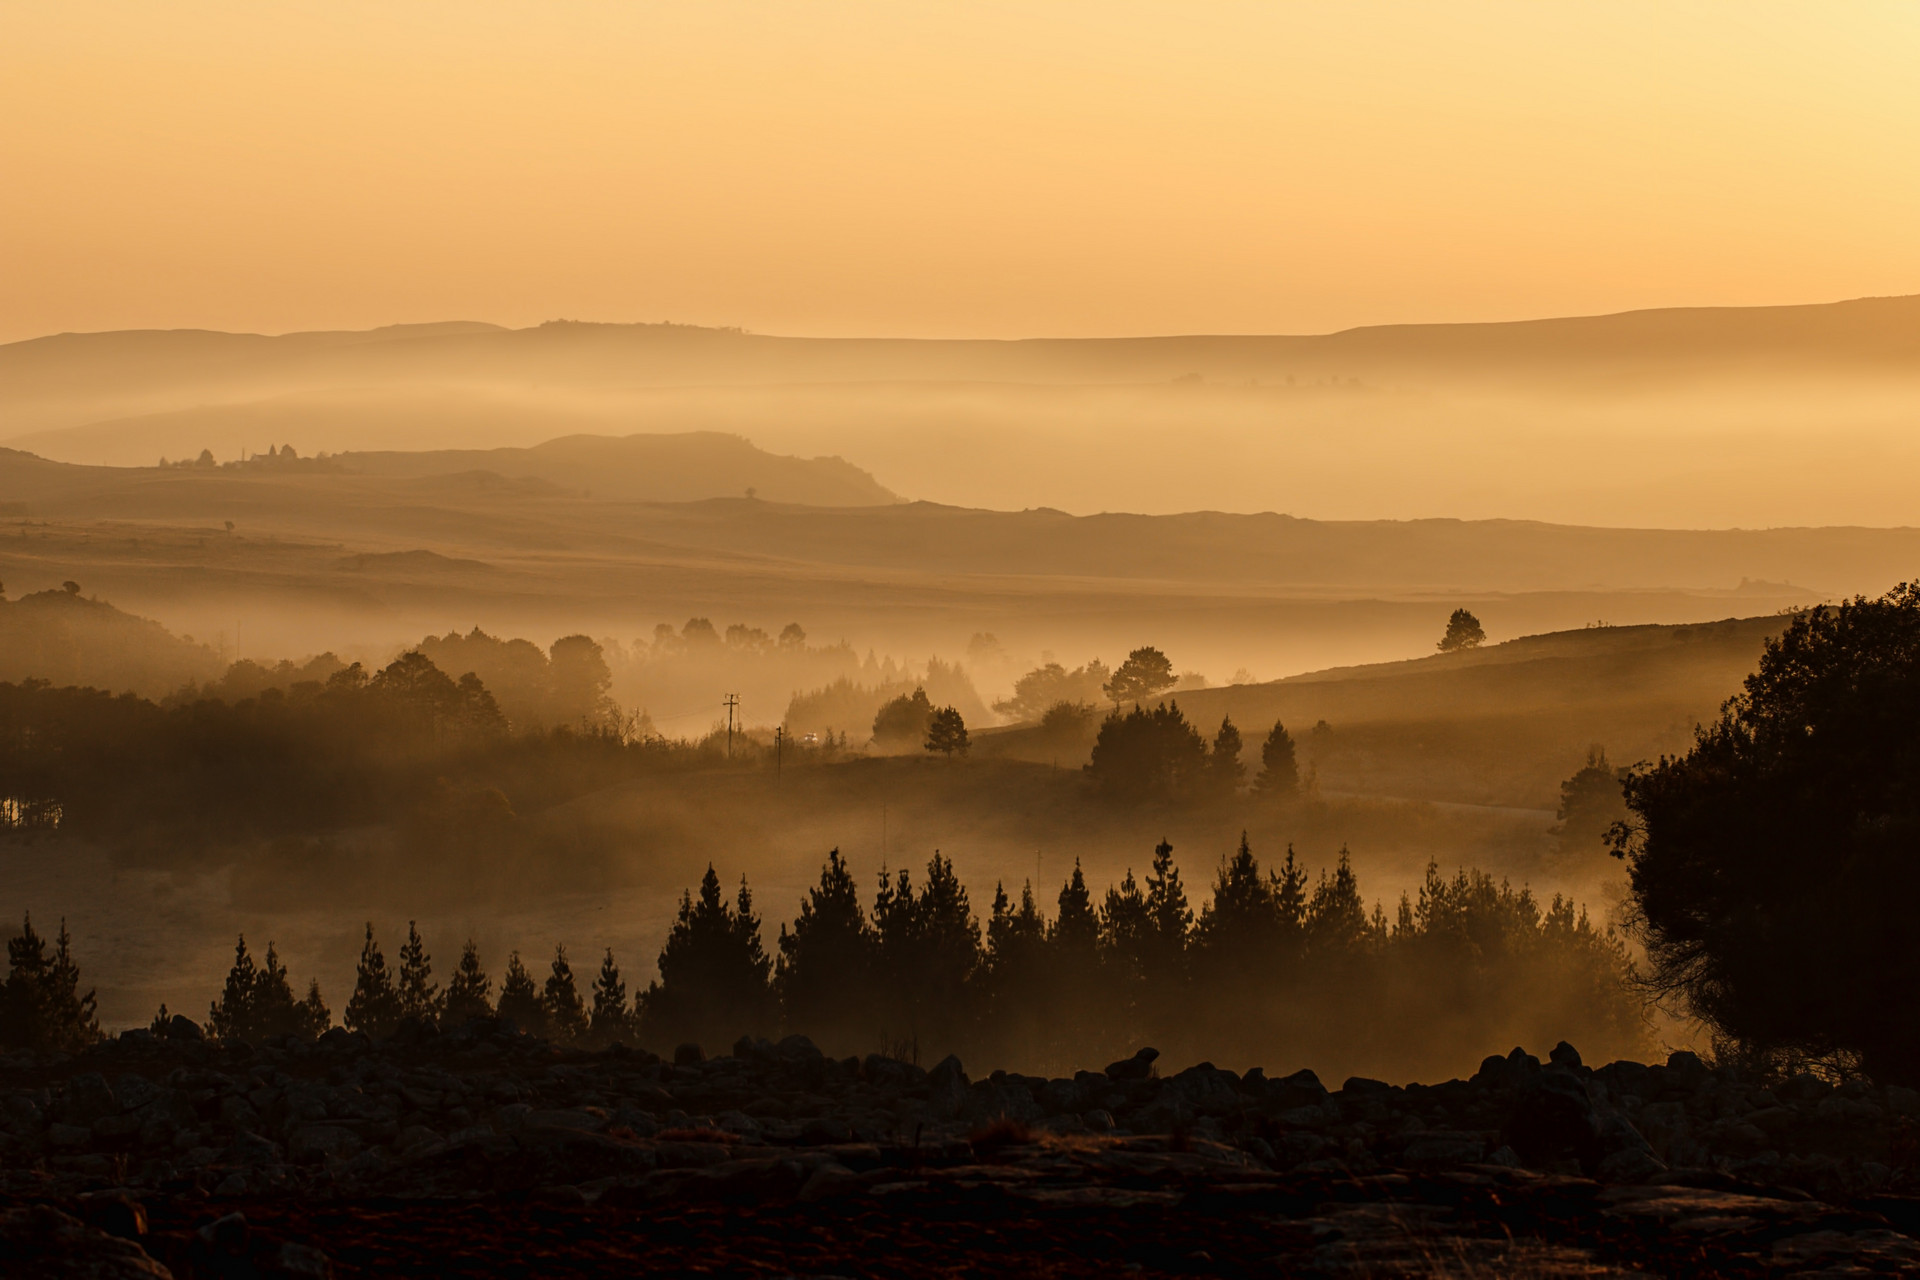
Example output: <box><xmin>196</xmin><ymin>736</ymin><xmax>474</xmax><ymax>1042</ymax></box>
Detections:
<box><xmin>1503</xmin><ymin>1070</ymin><xmax>1600</xmax><ymax>1171</ymax></box>
<box><xmin>1105</xmin><ymin>1047</ymin><xmax>1160</xmax><ymax>1082</ymax></box>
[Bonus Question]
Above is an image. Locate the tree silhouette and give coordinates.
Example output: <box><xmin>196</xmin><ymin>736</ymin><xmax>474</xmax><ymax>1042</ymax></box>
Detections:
<box><xmin>0</xmin><ymin>914</ymin><xmax>98</xmax><ymax>1052</ymax></box>
<box><xmin>925</xmin><ymin>705</ymin><xmax>969</xmax><ymax>758</ymax></box>
<box><xmin>1209</xmin><ymin>715</ymin><xmax>1245</xmax><ymax>793</ymax></box>
<box><xmin>496</xmin><ymin>951</ymin><xmax>545</xmax><ymax>1035</ymax></box>
<box><xmin>1619</xmin><ymin>584</ymin><xmax>1920</xmax><ymax>1081</ymax></box>
<box><xmin>872</xmin><ymin>687</ymin><xmax>934</xmax><ymax>746</ymax></box>
<box><xmin>1087</xmin><ymin>701</ymin><xmax>1209</xmax><ymax>799</ymax></box>
<box><xmin>590</xmin><ymin>949</ymin><xmax>630</xmax><ymax>1044</ymax></box>
<box><xmin>396</xmin><ymin>921</ymin><xmax>441</xmax><ymax>1023</ymax></box>
<box><xmin>296</xmin><ymin>979</ymin><xmax>331</xmax><ymax>1039</ymax></box>
<box><xmin>543</xmin><ymin>945</ymin><xmax>589</xmax><ymax>1044</ymax></box>
<box><xmin>344</xmin><ymin>923</ymin><xmax>402</xmax><ymax>1038</ymax></box>
<box><xmin>872</xmin><ymin>853</ymin><xmax>980</xmax><ymax>1060</ymax></box>
<box><xmin>1437</xmin><ymin>608</ymin><xmax>1486</xmax><ymax>652</ymax></box>
<box><xmin>443</xmin><ymin>940</ymin><xmax>493</xmax><ymax>1025</ymax></box>
<box><xmin>1256</xmin><ymin>719</ymin><xmax>1299</xmax><ymax>796</ymax></box>
<box><xmin>776</xmin><ymin>849</ymin><xmax>876</xmax><ymax>1053</ymax></box>
<box><xmin>208</xmin><ymin>936</ymin><xmax>311</xmax><ymax>1042</ymax></box>
<box><xmin>1550</xmin><ymin>747</ymin><xmax>1627</xmax><ymax>855</ymax></box>
<box><xmin>1102</xmin><ymin>647</ymin><xmax>1176</xmax><ymax>708</ymax></box>
<box><xmin>639</xmin><ymin>866</ymin><xmax>775</xmax><ymax>1052</ymax></box>
<box><xmin>548</xmin><ymin>634</ymin><xmax>614</xmax><ymax>727</ymax></box>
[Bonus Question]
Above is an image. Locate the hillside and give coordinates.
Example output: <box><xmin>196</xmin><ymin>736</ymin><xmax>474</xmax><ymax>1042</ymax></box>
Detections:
<box><xmin>337</xmin><ymin>432</ymin><xmax>897</xmax><ymax>507</ymax></box>
<box><xmin>988</xmin><ymin>616</ymin><xmax>1783</xmax><ymax>810</ymax></box>
<box><xmin>0</xmin><ymin>586</ymin><xmax>220</xmax><ymax>697</ymax></box>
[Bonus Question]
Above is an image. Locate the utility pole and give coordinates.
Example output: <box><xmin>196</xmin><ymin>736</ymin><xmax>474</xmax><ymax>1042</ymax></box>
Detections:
<box><xmin>774</xmin><ymin>726</ymin><xmax>784</xmax><ymax>775</ymax></box>
<box><xmin>723</xmin><ymin>693</ymin><xmax>739</xmax><ymax>760</ymax></box>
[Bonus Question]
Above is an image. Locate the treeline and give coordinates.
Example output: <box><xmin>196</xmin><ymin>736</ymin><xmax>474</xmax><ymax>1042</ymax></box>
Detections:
<box><xmin>9</xmin><ymin>839</ymin><xmax>1646</xmax><ymax>1081</ymax></box>
<box><xmin>0</xmin><ymin>653</ymin><xmax>694</xmax><ymax>846</ymax></box>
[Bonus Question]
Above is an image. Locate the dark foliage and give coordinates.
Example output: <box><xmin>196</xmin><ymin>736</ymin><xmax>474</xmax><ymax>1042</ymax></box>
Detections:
<box><xmin>443</xmin><ymin>940</ymin><xmax>494</xmax><ymax>1026</ymax></box>
<box><xmin>1103</xmin><ymin>646</ymin><xmax>1176</xmax><ymax>708</ymax></box>
<box><xmin>0</xmin><ymin>914</ymin><xmax>99</xmax><ymax>1052</ymax></box>
<box><xmin>1439</xmin><ymin>608</ymin><xmax>1487</xmax><ymax>652</ymax></box>
<box><xmin>925</xmin><ymin>705</ymin><xmax>969</xmax><ymax>758</ymax></box>
<box><xmin>639</xmin><ymin>866</ymin><xmax>776</xmax><ymax>1051</ymax></box>
<box><xmin>208</xmin><ymin>936</ymin><xmax>328</xmax><ymax>1042</ymax></box>
<box><xmin>1256</xmin><ymin>719</ymin><xmax>1300</xmax><ymax>796</ymax></box>
<box><xmin>871</xmin><ymin>687</ymin><xmax>934</xmax><ymax>746</ymax></box>
<box><xmin>344</xmin><ymin>923</ymin><xmax>402</xmax><ymax>1039</ymax></box>
<box><xmin>1086</xmin><ymin>701</ymin><xmax>1211</xmax><ymax>800</ymax></box>
<box><xmin>1619</xmin><ymin>584</ymin><xmax>1920</xmax><ymax>1082</ymax></box>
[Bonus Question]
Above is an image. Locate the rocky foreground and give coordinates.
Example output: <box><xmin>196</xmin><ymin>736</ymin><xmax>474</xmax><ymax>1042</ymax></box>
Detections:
<box><xmin>5</xmin><ymin>1020</ymin><xmax>1920</xmax><ymax>1276</ymax></box>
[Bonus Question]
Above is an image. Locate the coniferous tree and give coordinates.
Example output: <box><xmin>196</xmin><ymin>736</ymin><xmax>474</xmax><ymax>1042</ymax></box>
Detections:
<box><xmin>209</xmin><ymin>937</ymin><xmax>309</xmax><ymax>1042</ymax></box>
<box><xmin>343</xmin><ymin>923</ymin><xmax>403</xmax><ymax>1038</ymax></box>
<box><xmin>208</xmin><ymin>935</ymin><xmax>259</xmax><ymax>1042</ymax></box>
<box><xmin>775</xmin><ymin>848</ymin><xmax>876</xmax><ymax>1052</ymax></box>
<box><xmin>443</xmin><ymin>939</ymin><xmax>494</xmax><ymax>1026</ymax></box>
<box><xmin>0</xmin><ymin>914</ymin><xmax>99</xmax><ymax>1052</ymax></box>
<box><xmin>589</xmin><ymin>949</ymin><xmax>630</xmax><ymax>1044</ymax></box>
<box><xmin>924</xmin><ymin>706</ymin><xmax>970</xmax><ymax>758</ymax></box>
<box><xmin>496</xmin><ymin>951</ymin><xmax>545</xmax><ymax>1035</ymax></box>
<box><xmin>1209</xmin><ymin>715</ymin><xmax>1245</xmax><ymax>793</ymax></box>
<box><xmin>396</xmin><ymin>921</ymin><xmax>441</xmax><ymax>1023</ymax></box>
<box><xmin>1306</xmin><ymin>848</ymin><xmax>1376</xmax><ymax>955</ymax></box>
<box><xmin>544</xmin><ymin>945</ymin><xmax>589</xmax><ymax>1044</ymax></box>
<box><xmin>296</xmin><ymin>978</ymin><xmax>332</xmax><ymax>1038</ymax></box>
<box><xmin>638</xmin><ymin>866</ymin><xmax>775</xmax><ymax>1052</ymax></box>
<box><xmin>1256</xmin><ymin>720</ymin><xmax>1300</xmax><ymax>796</ymax></box>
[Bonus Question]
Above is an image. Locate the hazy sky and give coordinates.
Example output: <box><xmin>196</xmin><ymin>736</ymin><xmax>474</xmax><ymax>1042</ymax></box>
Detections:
<box><xmin>5</xmin><ymin>2</ymin><xmax>1919</xmax><ymax>343</ymax></box>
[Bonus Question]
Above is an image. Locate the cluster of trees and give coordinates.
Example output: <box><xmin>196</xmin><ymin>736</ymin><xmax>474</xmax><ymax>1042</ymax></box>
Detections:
<box><xmin>0</xmin><ymin>650</ymin><xmax>691</xmax><ymax>849</ymax></box>
<box><xmin>869</xmin><ymin>688</ymin><xmax>971</xmax><ymax>757</ymax></box>
<box><xmin>414</xmin><ymin>629</ymin><xmax>615</xmax><ymax>730</ymax></box>
<box><xmin>0</xmin><ymin>914</ymin><xmax>99</xmax><ymax>1052</ymax></box>
<box><xmin>645</xmin><ymin>840</ymin><xmax>1646</xmax><ymax>1076</ymax></box>
<box><xmin>151</xmin><ymin>838</ymin><xmax>1641</xmax><ymax>1081</ymax></box>
<box><xmin>786</xmin><ymin>656</ymin><xmax>989</xmax><ymax>746</ymax></box>
<box><xmin>1087</xmin><ymin>704</ymin><xmax>1299</xmax><ymax>802</ymax></box>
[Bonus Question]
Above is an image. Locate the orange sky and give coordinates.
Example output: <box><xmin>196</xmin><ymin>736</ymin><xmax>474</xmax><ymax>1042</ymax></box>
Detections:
<box><xmin>4</xmin><ymin>2</ymin><xmax>1919</xmax><ymax>343</ymax></box>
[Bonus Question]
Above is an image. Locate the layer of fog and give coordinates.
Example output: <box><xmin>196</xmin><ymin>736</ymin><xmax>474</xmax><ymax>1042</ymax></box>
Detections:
<box><xmin>15</xmin><ymin>376</ymin><xmax>1920</xmax><ymax>528</ymax></box>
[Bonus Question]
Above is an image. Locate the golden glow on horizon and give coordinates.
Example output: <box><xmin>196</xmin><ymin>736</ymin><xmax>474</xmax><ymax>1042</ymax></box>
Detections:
<box><xmin>4</xmin><ymin>1</ymin><xmax>1919</xmax><ymax>341</ymax></box>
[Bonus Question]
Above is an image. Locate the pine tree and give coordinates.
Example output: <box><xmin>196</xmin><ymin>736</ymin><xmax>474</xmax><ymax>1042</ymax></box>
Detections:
<box><xmin>1144</xmin><ymin>839</ymin><xmax>1193</xmax><ymax>964</ymax></box>
<box><xmin>638</xmin><ymin>865</ymin><xmax>775</xmax><ymax>1052</ymax></box>
<box><xmin>1306</xmin><ymin>847</ymin><xmax>1373</xmax><ymax>955</ymax></box>
<box><xmin>0</xmin><ymin>914</ymin><xmax>99</xmax><ymax>1052</ymax></box>
<box><xmin>496</xmin><ymin>951</ymin><xmax>545</xmax><ymax>1035</ymax></box>
<box><xmin>1210</xmin><ymin>715</ymin><xmax>1245</xmax><ymax>792</ymax></box>
<box><xmin>254</xmin><ymin>943</ymin><xmax>303</xmax><ymax>1037</ymax></box>
<box><xmin>544</xmin><ymin>945</ymin><xmax>589</xmax><ymax>1044</ymax></box>
<box><xmin>343</xmin><ymin>923</ymin><xmax>402</xmax><ymax>1038</ymax></box>
<box><xmin>208</xmin><ymin>935</ymin><xmax>259</xmax><ymax>1043</ymax></box>
<box><xmin>1052</xmin><ymin>860</ymin><xmax>1099</xmax><ymax>953</ymax></box>
<box><xmin>295</xmin><ymin>979</ymin><xmax>332</xmax><ymax>1038</ymax></box>
<box><xmin>396</xmin><ymin>921</ymin><xmax>441</xmax><ymax>1023</ymax></box>
<box><xmin>1256</xmin><ymin>720</ymin><xmax>1299</xmax><ymax>796</ymax></box>
<box><xmin>589</xmin><ymin>949</ymin><xmax>629</xmax><ymax>1044</ymax></box>
<box><xmin>774</xmin><ymin>848</ymin><xmax>875</xmax><ymax>1052</ymax></box>
<box><xmin>443</xmin><ymin>939</ymin><xmax>494</xmax><ymax>1026</ymax></box>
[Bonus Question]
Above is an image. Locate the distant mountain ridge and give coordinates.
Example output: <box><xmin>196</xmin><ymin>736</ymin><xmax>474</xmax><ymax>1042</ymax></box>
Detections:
<box><xmin>6</xmin><ymin>296</ymin><xmax>1920</xmax><ymax>422</ymax></box>
<box><xmin>0</xmin><ymin>431</ymin><xmax>899</xmax><ymax>509</ymax></box>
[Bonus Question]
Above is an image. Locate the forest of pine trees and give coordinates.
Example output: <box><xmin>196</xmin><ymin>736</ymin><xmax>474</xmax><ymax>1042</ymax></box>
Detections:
<box><xmin>0</xmin><ymin>834</ymin><xmax>1645</xmax><ymax>1083</ymax></box>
